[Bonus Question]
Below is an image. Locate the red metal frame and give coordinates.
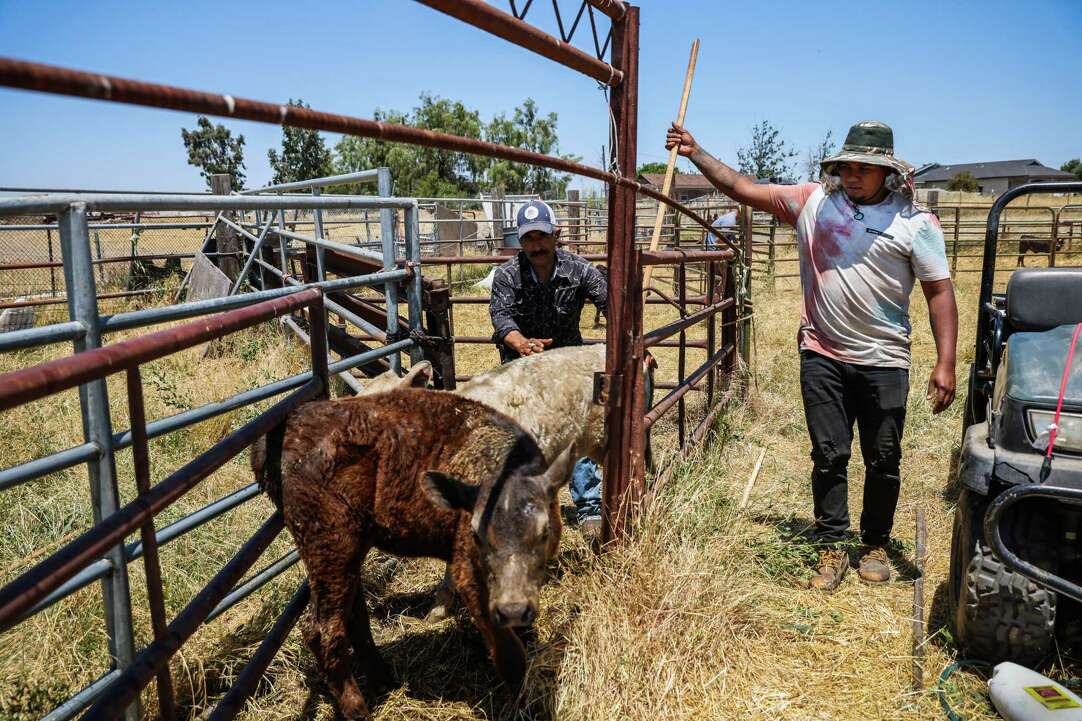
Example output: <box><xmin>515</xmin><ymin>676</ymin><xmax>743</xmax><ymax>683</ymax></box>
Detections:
<box><xmin>0</xmin><ymin>4</ymin><xmax>755</xmax><ymax>715</ymax></box>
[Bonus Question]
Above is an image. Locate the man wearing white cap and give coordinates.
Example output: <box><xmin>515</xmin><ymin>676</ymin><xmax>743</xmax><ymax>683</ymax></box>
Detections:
<box><xmin>489</xmin><ymin>199</ymin><xmax>608</xmax><ymax>539</ymax></box>
<box><xmin>490</xmin><ymin>199</ymin><xmax>608</xmax><ymax>362</ymax></box>
<box><xmin>667</xmin><ymin>120</ymin><xmax>958</xmax><ymax>590</ymax></box>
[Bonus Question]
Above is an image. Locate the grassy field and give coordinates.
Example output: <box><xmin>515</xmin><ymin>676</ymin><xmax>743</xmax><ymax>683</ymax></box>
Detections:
<box><xmin>3</xmin><ymin>229</ymin><xmax>1082</xmax><ymax>720</ymax></box>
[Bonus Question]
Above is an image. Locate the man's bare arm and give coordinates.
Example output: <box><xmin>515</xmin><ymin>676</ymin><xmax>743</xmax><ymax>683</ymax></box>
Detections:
<box><xmin>666</xmin><ymin>123</ymin><xmax>776</xmax><ymax>212</ymax></box>
<box><xmin>921</xmin><ymin>278</ymin><xmax>959</xmax><ymax>414</ymax></box>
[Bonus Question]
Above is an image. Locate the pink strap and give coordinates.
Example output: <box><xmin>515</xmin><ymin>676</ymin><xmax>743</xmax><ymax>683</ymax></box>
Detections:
<box><xmin>1047</xmin><ymin>322</ymin><xmax>1082</xmax><ymax>459</ymax></box>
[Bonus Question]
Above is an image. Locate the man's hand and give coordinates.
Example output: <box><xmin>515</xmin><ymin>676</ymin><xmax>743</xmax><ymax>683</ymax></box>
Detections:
<box><xmin>920</xmin><ymin>278</ymin><xmax>959</xmax><ymax>415</ymax></box>
<box><xmin>926</xmin><ymin>363</ymin><xmax>956</xmax><ymax>414</ymax></box>
<box><xmin>505</xmin><ymin>331</ymin><xmax>552</xmax><ymax>356</ymax></box>
<box><xmin>665</xmin><ymin>122</ymin><xmax>700</xmax><ymax>159</ymax></box>
<box><xmin>663</xmin><ymin>123</ymin><xmax>775</xmax><ymax>212</ymax></box>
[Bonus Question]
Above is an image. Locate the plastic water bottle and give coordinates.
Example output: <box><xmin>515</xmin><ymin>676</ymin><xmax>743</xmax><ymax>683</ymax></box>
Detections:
<box><xmin>989</xmin><ymin>662</ymin><xmax>1082</xmax><ymax>720</ymax></box>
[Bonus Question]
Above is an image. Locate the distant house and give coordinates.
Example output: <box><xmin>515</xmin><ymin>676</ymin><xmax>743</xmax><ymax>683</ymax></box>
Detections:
<box><xmin>913</xmin><ymin>159</ymin><xmax>1073</xmax><ymax>195</ymax></box>
<box><xmin>637</xmin><ymin>172</ymin><xmax>716</xmax><ymax>203</ymax></box>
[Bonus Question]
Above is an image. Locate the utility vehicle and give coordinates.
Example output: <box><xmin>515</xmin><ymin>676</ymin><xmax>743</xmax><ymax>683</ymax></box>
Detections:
<box><xmin>950</xmin><ymin>181</ymin><xmax>1082</xmax><ymax>665</ymax></box>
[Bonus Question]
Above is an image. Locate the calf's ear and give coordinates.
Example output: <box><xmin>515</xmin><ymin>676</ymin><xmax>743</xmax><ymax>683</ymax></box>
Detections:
<box><xmin>422</xmin><ymin>470</ymin><xmax>480</xmax><ymax>512</ymax></box>
<box><xmin>539</xmin><ymin>446</ymin><xmax>575</xmax><ymax>495</ymax></box>
<box><xmin>401</xmin><ymin>361</ymin><xmax>433</xmax><ymax>388</ymax></box>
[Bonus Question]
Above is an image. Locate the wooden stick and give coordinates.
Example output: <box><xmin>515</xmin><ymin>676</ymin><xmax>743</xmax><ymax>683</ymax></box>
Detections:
<box><xmin>643</xmin><ymin>39</ymin><xmax>700</xmax><ymax>293</ymax></box>
<box><xmin>911</xmin><ymin>506</ymin><xmax>928</xmax><ymax>691</ymax></box>
<box><xmin>739</xmin><ymin>447</ymin><xmax>766</xmax><ymax>509</ymax></box>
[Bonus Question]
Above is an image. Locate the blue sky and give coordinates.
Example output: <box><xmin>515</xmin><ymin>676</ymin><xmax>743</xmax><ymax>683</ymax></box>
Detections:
<box><xmin>1</xmin><ymin>0</ymin><xmax>1079</xmax><ymax>193</ymax></box>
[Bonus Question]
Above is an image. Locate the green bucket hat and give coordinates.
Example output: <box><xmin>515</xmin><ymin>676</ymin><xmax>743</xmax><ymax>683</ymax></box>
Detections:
<box><xmin>821</xmin><ymin>120</ymin><xmax>913</xmax><ymax>177</ymax></box>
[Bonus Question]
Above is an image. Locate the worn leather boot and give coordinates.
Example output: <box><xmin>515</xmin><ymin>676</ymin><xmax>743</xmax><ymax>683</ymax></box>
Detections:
<box><xmin>808</xmin><ymin>547</ymin><xmax>849</xmax><ymax>591</ymax></box>
<box><xmin>580</xmin><ymin>517</ymin><xmax>603</xmax><ymax>549</ymax></box>
<box><xmin>858</xmin><ymin>545</ymin><xmax>891</xmax><ymax>584</ymax></box>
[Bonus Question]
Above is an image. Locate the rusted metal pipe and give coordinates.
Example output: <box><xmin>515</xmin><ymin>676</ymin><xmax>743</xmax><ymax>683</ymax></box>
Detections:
<box><xmin>445</xmin><ymin>335</ymin><xmax>708</xmax><ymax>349</ymax></box>
<box><xmin>0</xmin><ymin>287</ymin><xmax>320</xmax><ymax>413</ymax></box>
<box><xmin>644</xmin><ymin>342</ymin><xmax>735</xmax><ymax>428</ymax></box>
<box><xmin>584</xmin><ymin>0</ymin><xmax>627</xmax><ymax>20</ymax></box>
<box><xmin>0</xmin><ymin>58</ymin><xmax>735</xmax><ymax>253</ymax></box>
<box><xmin>0</xmin><ymin>381</ymin><xmax>320</xmax><ymax>632</ymax></box>
<box><xmin>79</xmin><ymin>514</ymin><xmax>285</xmax><ymax>721</ymax></box>
<box><xmin>125</xmin><ymin>368</ymin><xmax>176</xmax><ymax>721</ymax></box>
<box><xmin>601</xmin><ymin>6</ymin><xmax>642</xmax><ymax>545</ymax></box>
<box><xmin>0</xmin><ymin>289</ymin><xmax>161</xmax><ymax>310</ymax></box>
<box><xmin>643</xmin><ymin>297</ymin><xmax>735</xmax><ymax>348</ymax></box>
<box><xmin>640</xmin><ymin>248</ymin><xmax>736</xmax><ymax>265</ymax></box>
<box><xmin>0</xmin><ymin>253</ymin><xmax>201</xmax><ymax>271</ymax></box>
<box><xmin>415</xmin><ymin>0</ymin><xmax>622</xmax><ymax>86</ymax></box>
<box><xmin>204</xmin><ymin>581</ymin><xmax>310</xmax><ymax>721</ymax></box>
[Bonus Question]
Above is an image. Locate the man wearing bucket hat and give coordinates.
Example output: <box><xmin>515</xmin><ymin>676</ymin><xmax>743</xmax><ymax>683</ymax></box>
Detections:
<box><xmin>667</xmin><ymin>120</ymin><xmax>958</xmax><ymax>590</ymax></box>
<box><xmin>489</xmin><ymin>199</ymin><xmax>609</xmax><ymax>540</ymax></box>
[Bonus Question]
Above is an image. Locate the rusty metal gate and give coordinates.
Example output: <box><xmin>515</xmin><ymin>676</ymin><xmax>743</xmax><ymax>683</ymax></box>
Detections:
<box><xmin>0</xmin><ymin>2</ymin><xmax>749</xmax><ymax>717</ymax></box>
<box><xmin>0</xmin><ymin>192</ymin><xmax>421</xmax><ymax>720</ymax></box>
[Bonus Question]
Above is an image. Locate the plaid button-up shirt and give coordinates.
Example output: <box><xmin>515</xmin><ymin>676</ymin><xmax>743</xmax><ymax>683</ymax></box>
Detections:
<box><xmin>489</xmin><ymin>249</ymin><xmax>608</xmax><ymax>363</ymax></box>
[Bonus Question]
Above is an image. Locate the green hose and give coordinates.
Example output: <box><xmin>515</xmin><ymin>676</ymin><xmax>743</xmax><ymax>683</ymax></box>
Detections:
<box><xmin>938</xmin><ymin>659</ymin><xmax>1082</xmax><ymax>720</ymax></box>
<box><xmin>938</xmin><ymin>660</ymin><xmax>992</xmax><ymax>721</ymax></box>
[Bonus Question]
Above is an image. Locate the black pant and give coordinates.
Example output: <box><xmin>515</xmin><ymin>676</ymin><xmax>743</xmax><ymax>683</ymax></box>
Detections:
<box><xmin>800</xmin><ymin>350</ymin><xmax>909</xmax><ymax>546</ymax></box>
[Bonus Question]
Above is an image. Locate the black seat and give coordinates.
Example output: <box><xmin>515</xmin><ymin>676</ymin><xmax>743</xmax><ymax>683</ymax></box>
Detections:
<box><xmin>1006</xmin><ymin>267</ymin><xmax>1082</xmax><ymax>333</ymax></box>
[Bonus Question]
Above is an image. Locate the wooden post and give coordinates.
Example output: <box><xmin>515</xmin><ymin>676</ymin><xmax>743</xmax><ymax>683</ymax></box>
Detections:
<box><xmin>767</xmin><ymin>219</ymin><xmax>777</xmax><ymax>289</ymax></box>
<box><xmin>422</xmin><ymin>278</ymin><xmax>457</xmax><ymax>391</ymax></box>
<box><xmin>952</xmin><ymin>207</ymin><xmax>960</xmax><ymax>274</ymax></box>
<box><xmin>642</xmin><ymin>39</ymin><xmax>699</xmax><ymax>292</ymax></box>
<box><xmin>739</xmin><ymin>205</ymin><xmax>753</xmax><ymax>366</ymax></box>
<box><xmin>46</xmin><ymin>227</ymin><xmax>57</xmax><ymax>296</ymax></box>
<box><xmin>94</xmin><ymin>231</ymin><xmax>105</xmax><ymax>285</ymax></box>
<box><xmin>567</xmin><ymin>189</ymin><xmax>581</xmax><ymax>244</ymax></box>
<box><xmin>912</xmin><ymin>507</ymin><xmax>927</xmax><ymax>691</ymax></box>
<box><xmin>492</xmin><ymin>186</ymin><xmax>506</xmax><ymax>248</ymax></box>
<box><xmin>210</xmin><ymin>173</ymin><xmax>241</xmax><ymax>280</ymax></box>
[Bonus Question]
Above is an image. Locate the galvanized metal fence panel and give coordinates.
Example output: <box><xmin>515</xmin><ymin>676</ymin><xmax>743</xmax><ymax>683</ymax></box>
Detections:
<box><xmin>0</xmin><ymin>190</ymin><xmax>422</xmax><ymax>721</ymax></box>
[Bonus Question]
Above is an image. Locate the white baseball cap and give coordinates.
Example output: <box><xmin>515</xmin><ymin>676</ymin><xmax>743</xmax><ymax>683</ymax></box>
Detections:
<box><xmin>516</xmin><ymin>200</ymin><xmax>557</xmax><ymax>239</ymax></box>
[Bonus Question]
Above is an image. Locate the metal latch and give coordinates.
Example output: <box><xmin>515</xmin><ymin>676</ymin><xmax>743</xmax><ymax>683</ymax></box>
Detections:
<box><xmin>593</xmin><ymin>371</ymin><xmax>622</xmax><ymax>407</ymax></box>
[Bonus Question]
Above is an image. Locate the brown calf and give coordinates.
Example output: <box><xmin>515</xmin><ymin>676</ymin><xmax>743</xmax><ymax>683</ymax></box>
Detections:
<box><xmin>255</xmin><ymin>389</ymin><xmax>571</xmax><ymax>720</ymax></box>
<box><xmin>1017</xmin><ymin>233</ymin><xmax>1064</xmax><ymax>266</ymax></box>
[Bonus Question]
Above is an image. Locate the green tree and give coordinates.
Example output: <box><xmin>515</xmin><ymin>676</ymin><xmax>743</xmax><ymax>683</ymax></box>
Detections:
<box><xmin>804</xmin><ymin>129</ymin><xmax>835</xmax><ymax>181</ymax></box>
<box><xmin>267</xmin><ymin>99</ymin><xmax>333</xmax><ymax>186</ymax></box>
<box><xmin>736</xmin><ymin>120</ymin><xmax>799</xmax><ymax>182</ymax></box>
<box><xmin>180</xmin><ymin>116</ymin><xmax>246</xmax><ymax>191</ymax></box>
<box><xmin>333</xmin><ymin>95</ymin><xmax>574</xmax><ymax>198</ymax></box>
<box><xmin>1062</xmin><ymin>159</ymin><xmax>1082</xmax><ymax>181</ymax></box>
<box><xmin>334</xmin><ymin>95</ymin><xmax>486</xmax><ymax>197</ymax></box>
<box><xmin>485</xmin><ymin>98</ymin><xmax>575</xmax><ymax>197</ymax></box>
<box><xmin>637</xmin><ymin>161</ymin><xmax>681</xmax><ymax>175</ymax></box>
<box><xmin>947</xmin><ymin>172</ymin><xmax>979</xmax><ymax>192</ymax></box>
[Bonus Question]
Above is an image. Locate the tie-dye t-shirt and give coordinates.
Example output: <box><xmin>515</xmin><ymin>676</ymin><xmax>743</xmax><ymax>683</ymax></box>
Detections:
<box><xmin>767</xmin><ymin>183</ymin><xmax>950</xmax><ymax>368</ymax></box>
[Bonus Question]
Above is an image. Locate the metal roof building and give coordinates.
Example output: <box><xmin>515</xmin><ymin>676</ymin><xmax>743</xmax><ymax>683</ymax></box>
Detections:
<box><xmin>914</xmin><ymin>159</ymin><xmax>1074</xmax><ymax>194</ymax></box>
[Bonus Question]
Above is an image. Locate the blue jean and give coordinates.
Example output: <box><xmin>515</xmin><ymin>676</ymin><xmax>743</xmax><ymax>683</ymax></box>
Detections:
<box><xmin>570</xmin><ymin>458</ymin><xmax>602</xmax><ymax>522</ymax></box>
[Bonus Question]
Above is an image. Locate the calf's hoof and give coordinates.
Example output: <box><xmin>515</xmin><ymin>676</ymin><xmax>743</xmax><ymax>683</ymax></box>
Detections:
<box><xmin>424</xmin><ymin>603</ymin><xmax>450</xmax><ymax>623</ymax></box>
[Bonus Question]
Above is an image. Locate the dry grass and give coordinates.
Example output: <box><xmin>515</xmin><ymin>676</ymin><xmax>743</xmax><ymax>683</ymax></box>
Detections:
<box><xmin>5</xmin><ymin>245</ymin><xmax>1082</xmax><ymax>721</ymax></box>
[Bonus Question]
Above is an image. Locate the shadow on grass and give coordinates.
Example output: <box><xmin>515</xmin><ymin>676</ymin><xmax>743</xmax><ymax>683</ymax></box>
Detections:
<box><xmin>751</xmin><ymin>512</ymin><xmax>923</xmax><ymax>583</ymax></box>
<box><xmin>926</xmin><ymin>580</ymin><xmax>953</xmax><ymax>653</ymax></box>
<box><xmin>174</xmin><ymin>572</ymin><xmax>574</xmax><ymax>721</ymax></box>
<box><xmin>941</xmin><ymin>442</ymin><xmax>963</xmax><ymax>504</ymax></box>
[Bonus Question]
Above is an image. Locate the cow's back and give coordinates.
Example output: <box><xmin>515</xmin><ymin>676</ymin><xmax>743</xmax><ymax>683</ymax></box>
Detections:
<box><xmin>457</xmin><ymin>344</ymin><xmax>605</xmax><ymax>460</ymax></box>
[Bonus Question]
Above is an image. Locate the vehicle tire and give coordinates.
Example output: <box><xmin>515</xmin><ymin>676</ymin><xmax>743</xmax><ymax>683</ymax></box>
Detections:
<box><xmin>963</xmin><ymin>363</ymin><xmax>978</xmax><ymax>429</ymax></box>
<box><xmin>949</xmin><ymin>487</ymin><xmax>1056</xmax><ymax>665</ymax></box>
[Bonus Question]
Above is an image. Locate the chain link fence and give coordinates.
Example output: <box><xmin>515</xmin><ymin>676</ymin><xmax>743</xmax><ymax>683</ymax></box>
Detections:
<box><xmin>0</xmin><ymin>212</ymin><xmax>214</xmax><ymax>326</ymax></box>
